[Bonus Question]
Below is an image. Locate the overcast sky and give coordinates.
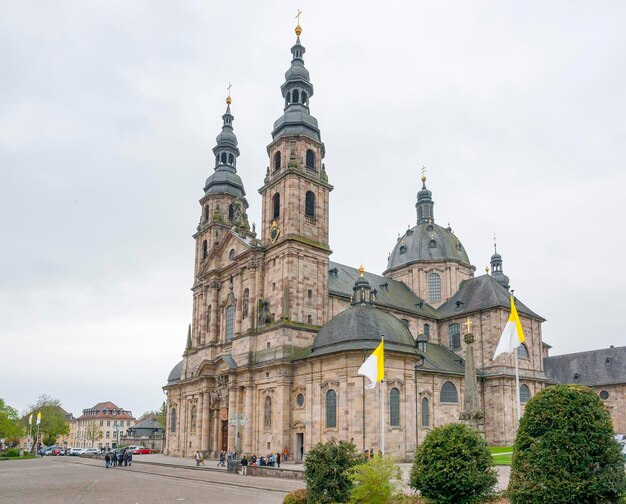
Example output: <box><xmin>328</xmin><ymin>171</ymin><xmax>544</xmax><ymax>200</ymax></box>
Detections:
<box><xmin>2</xmin><ymin>1</ymin><xmax>625</xmax><ymax>418</ymax></box>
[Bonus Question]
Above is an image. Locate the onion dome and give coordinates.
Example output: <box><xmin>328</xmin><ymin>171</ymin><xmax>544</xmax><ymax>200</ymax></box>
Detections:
<box><xmin>312</xmin><ymin>267</ymin><xmax>418</xmax><ymax>357</ymax></box>
<box><xmin>167</xmin><ymin>360</ymin><xmax>183</xmax><ymax>384</ymax></box>
<box><xmin>271</xmin><ymin>25</ymin><xmax>322</xmax><ymax>144</ymax></box>
<box><xmin>490</xmin><ymin>242</ymin><xmax>510</xmax><ymax>290</ymax></box>
<box><xmin>203</xmin><ymin>97</ymin><xmax>247</xmax><ymax>202</ymax></box>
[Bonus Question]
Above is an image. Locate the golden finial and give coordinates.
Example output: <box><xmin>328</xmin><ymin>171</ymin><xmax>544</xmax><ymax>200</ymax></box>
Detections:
<box><xmin>359</xmin><ymin>264</ymin><xmax>365</xmax><ymax>277</ymax></box>
<box><xmin>421</xmin><ymin>165</ymin><xmax>427</xmax><ymax>183</ymax></box>
<box><xmin>226</xmin><ymin>82</ymin><xmax>232</xmax><ymax>105</ymax></box>
<box><xmin>295</xmin><ymin>9</ymin><xmax>303</xmax><ymax>36</ymax></box>
<box><xmin>485</xmin><ymin>265</ymin><xmax>490</xmax><ymax>274</ymax></box>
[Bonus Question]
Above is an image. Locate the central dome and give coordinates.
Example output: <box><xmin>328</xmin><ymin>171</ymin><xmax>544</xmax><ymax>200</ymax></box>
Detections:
<box><xmin>312</xmin><ymin>305</ymin><xmax>418</xmax><ymax>357</ymax></box>
<box><xmin>386</xmin><ymin>222</ymin><xmax>470</xmax><ymax>272</ymax></box>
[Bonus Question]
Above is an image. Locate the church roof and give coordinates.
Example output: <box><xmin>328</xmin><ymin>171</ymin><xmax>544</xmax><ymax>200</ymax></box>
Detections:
<box><xmin>386</xmin><ymin>221</ymin><xmax>470</xmax><ymax>272</ymax></box>
<box><xmin>328</xmin><ymin>261</ymin><xmax>438</xmax><ymax>318</ymax></box>
<box><xmin>436</xmin><ymin>274</ymin><xmax>544</xmax><ymax>321</ymax></box>
<box><xmin>544</xmin><ymin>346</ymin><xmax>626</xmax><ymax>387</ymax></box>
<box><xmin>167</xmin><ymin>360</ymin><xmax>183</xmax><ymax>384</ymax></box>
<box><xmin>417</xmin><ymin>342</ymin><xmax>468</xmax><ymax>376</ymax></box>
<box><xmin>311</xmin><ymin>304</ymin><xmax>420</xmax><ymax>357</ymax></box>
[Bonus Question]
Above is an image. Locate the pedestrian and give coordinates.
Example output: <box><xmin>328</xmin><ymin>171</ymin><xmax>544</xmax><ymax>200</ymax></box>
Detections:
<box><xmin>117</xmin><ymin>451</ymin><xmax>123</xmax><ymax>467</ymax></box>
<box><xmin>195</xmin><ymin>450</ymin><xmax>201</xmax><ymax>467</ymax></box>
<box><xmin>282</xmin><ymin>446</ymin><xmax>288</xmax><ymax>462</ymax></box>
<box><xmin>240</xmin><ymin>455</ymin><xmax>248</xmax><ymax>476</ymax></box>
<box><xmin>276</xmin><ymin>452</ymin><xmax>281</xmax><ymax>468</ymax></box>
<box><xmin>127</xmin><ymin>450</ymin><xmax>132</xmax><ymax>466</ymax></box>
<box><xmin>218</xmin><ymin>450</ymin><xmax>225</xmax><ymax>467</ymax></box>
<box><xmin>104</xmin><ymin>452</ymin><xmax>110</xmax><ymax>468</ymax></box>
<box><xmin>112</xmin><ymin>450</ymin><xmax>117</xmax><ymax>467</ymax></box>
<box><xmin>123</xmin><ymin>450</ymin><xmax>129</xmax><ymax>467</ymax></box>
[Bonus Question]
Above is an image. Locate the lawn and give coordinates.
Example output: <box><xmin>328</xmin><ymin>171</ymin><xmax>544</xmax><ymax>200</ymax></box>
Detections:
<box><xmin>489</xmin><ymin>446</ymin><xmax>512</xmax><ymax>465</ymax></box>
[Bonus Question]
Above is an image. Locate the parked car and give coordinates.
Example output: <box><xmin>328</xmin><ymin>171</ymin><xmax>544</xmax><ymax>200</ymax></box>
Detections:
<box><xmin>41</xmin><ymin>446</ymin><xmax>61</xmax><ymax>456</ymax></box>
<box><xmin>69</xmin><ymin>447</ymin><xmax>84</xmax><ymax>456</ymax></box>
<box><xmin>51</xmin><ymin>448</ymin><xmax>63</xmax><ymax>456</ymax></box>
<box><xmin>132</xmin><ymin>447</ymin><xmax>154</xmax><ymax>455</ymax></box>
<box><xmin>82</xmin><ymin>448</ymin><xmax>100</xmax><ymax>455</ymax></box>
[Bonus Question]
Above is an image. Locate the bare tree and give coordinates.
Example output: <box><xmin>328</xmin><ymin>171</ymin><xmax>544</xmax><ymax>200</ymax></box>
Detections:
<box><xmin>85</xmin><ymin>421</ymin><xmax>102</xmax><ymax>448</ymax></box>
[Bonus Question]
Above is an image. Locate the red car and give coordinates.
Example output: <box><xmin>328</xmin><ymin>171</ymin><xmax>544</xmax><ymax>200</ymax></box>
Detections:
<box><xmin>132</xmin><ymin>447</ymin><xmax>154</xmax><ymax>455</ymax></box>
<box><xmin>51</xmin><ymin>448</ymin><xmax>63</xmax><ymax>456</ymax></box>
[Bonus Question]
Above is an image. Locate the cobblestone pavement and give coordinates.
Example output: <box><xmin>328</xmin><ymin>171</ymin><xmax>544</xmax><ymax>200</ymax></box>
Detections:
<box><xmin>0</xmin><ymin>457</ymin><xmax>303</xmax><ymax>504</ymax></box>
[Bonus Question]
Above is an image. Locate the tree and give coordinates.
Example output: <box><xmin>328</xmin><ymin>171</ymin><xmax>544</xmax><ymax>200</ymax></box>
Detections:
<box><xmin>28</xmin><ymin>395</ymin><xmax>69</xmax><ymax>448</ymax></box>
<box><xmin>84</xmin><ymin>421</ymin><xmax>102</xmax><ymax>448</ymax></box>
<box><xmin>348</xmin><ymin>455</ymin><xmax>401</xmax><ymax>504</ymax></box>
<box><xmin>304</xmin><ymin>439</ymin><xmax>362</xmax><ymax>503</ymax></box>
<box><xmin>0</xmin><ymin>398</ymin><xmax>23</xmax><ymax>440</ymax></box>
<box><xmin>508</xmin><ymin>384</ymin><xmax>626</xmax><ymax>504</ymax></box>
<box><xmin>141</xmin><ymin>401</ymin><xmax>166</xmax><ymax>428</ymax></box>
<box><xmin>410</xmin><ymin>423</ymin><xmax>497</xmax><ymax>504</ymax></box>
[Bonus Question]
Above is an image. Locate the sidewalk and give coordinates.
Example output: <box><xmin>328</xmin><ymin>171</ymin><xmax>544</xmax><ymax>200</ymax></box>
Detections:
<box><xmin>133</xmin><ymin>454</ymin><xmax>509</xmax><ymax>492</ymax></box>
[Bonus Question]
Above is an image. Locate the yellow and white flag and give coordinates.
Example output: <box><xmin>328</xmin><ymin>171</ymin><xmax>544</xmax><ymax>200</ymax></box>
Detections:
<box><xmin>36</xmin><ymin>412</ymin><xmax>42</xmax><ymax>426</ymax></box>
<box><xmin>493</xmin><ymin>295</ymin><xmax>525</xmax><ymax>359</ymax></box>
<box><xmin>358</xmin><ymin>339</ymin><xmax>384</xmax><ymax>389</ymax></box>
<box><xmin>29</xmin><ymin>413</ymin><xmax>33</xmax><ymax>426</ymax></box>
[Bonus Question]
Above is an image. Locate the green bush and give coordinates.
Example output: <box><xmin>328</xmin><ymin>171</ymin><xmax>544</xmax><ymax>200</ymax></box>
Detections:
<box><xmin>304</xmin><ymin>439</ymin><xmax>362</xmax><ymax>503</ymax></box>
<box><xmin>283</xmin><ymin>489</ymin><xmax>307</xmax><ymax>504</ymax></box>
<box><xmin>5</xmin><ymin>448</ymin><xmax>20</xmax><ymax>457</ymax></box>
<box><xmin>410</xmin><ymin>423</ymin><xmax>497</xmax><ymax>504</ymax></box>
<box><xmin>349</xmin><ymin>455</ymin><xmax>401</xmax><ymax>504</ymax></box>
<box><xmin>508</xmin><ymin>384</ymin><xmax>626</xmax><ymax>504</ymax></box>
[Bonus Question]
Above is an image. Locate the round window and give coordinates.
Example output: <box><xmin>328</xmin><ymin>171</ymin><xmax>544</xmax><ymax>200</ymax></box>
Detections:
<box><xmin>599</xmin><ymin>390</ymin><xmax>609</xmax><ymax>400</ymax></box>
<box><xmin>296</xmin><ymin>393</ymin><xmax>305</xmax><ymax>407</ymax></box>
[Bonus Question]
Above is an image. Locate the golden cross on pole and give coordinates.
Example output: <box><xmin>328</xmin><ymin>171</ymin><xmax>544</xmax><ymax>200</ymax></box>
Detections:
<box><xmin>227</xmin><ymin>82</ymin><xmax>232</xmax><ymax>96</ymax></box>
<box><xmin>295</xmin><ymin>8</ymin><xmax>302</xmax><ymax>25</ymax></box>
<box><xmin>465</xmin><ymin>318</ymin><xmax>472</xmax><ymax>334</ymax></box>
<box><xmin>493</xmin><ymin>232</ymin><xmax>497</xmax><ymax>253</ymax></box>
<box><xmin>421</xmin><ymin>165</ymin><xmax>427</xmax><ymax>177</ymax></box>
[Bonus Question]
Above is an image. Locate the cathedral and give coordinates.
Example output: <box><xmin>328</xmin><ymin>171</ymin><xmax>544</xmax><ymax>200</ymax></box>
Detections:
<box><xmin>163</xmin><ymin>22</ymin><xmax>552</xmax><ymax>460</ymax></box>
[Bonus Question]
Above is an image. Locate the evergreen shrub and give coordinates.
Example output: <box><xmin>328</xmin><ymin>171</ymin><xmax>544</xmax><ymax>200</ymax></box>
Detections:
<box><xmin>348</xmin><ymin>454</ymin><xmax>401</xmax><ymax>504</ymax></box>
<box><xmin>410</xmin><ymin>423</ymin><xmax>497</xmax><ymax>504</ymax></box>
<box><xmin>5</xmin><ymin>448</ymin><xmax>20</xmax><ymax>457</ymax></box>
<box><xmin>508</xmin><ymin>384</ymin><xmax>626</xmax><ymax>504</ymax></box>
<box><xmin>303</xmin><ymin>439</ymin><xmax>362</xmax><ymax>503</ymax></box>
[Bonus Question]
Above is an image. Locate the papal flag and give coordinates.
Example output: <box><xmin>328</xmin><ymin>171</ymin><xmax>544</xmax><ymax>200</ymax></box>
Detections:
<box><xmin>358</xmin><ymin>339</ymin><xmax>384</xmax><ymax>389</ymax></box>
<box><xmin>29</xmin><ymin>413</ymin><xmax>33</xmax><ymax>425</ymax></box>
<box><xmin>493</xmin><ymin>295</ymin><xmax>525</xmax><ymax>359</ymax></box>
<box><xmin>36</xmin><ymin>412</ymin><xmax>42</xmax><ymax>425</ymax></box>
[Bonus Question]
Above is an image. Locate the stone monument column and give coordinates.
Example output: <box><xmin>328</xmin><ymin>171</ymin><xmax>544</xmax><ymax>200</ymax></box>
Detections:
<box><xmin>243</xmin><ymin>385</ymin><xmax>254</xmax><ymax>454</ymax></box>
<box><xmin>209</xmin><ymin>281</ymin><xmax>220</xmax><ymax>343</ymax></box>
<box><xmin>201</xmin><ymin>391</ymin><xmax>210</xmax><ymax>453</ymax></box>
<box><xmin>459</xmin><ymin>318</ymin><xmax>485</xmax><ymax>434</ymax></box>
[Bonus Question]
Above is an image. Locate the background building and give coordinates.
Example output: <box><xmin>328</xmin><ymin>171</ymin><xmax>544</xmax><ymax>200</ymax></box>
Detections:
<box><xmin>75</xmin><ymin>401</ymin><xmax>136</xmax><ymax>450</ymax></box>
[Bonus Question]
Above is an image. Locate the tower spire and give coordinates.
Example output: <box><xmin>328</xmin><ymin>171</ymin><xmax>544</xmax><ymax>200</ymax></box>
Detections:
<box><xmin>415</xmin><ymin>169</ymin><xmax>434</xmax><ymax>224</ymax></box>
<box><xmin>490</xmin><ymin>236</ymin><xmax>510</xmax><ymax>290</ymax></box>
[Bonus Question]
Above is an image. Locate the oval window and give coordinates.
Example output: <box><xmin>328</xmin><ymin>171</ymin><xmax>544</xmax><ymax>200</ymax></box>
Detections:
<box><xmin>296</xmin><ymin>393</ymin><xmax>305</xmax><ymax>407</ymax></box>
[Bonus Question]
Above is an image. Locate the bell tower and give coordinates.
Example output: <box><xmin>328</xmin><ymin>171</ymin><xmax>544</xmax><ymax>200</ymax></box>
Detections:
<box><xmin>258</xmin><ymin>20</ymin><xmax>333</xmax><ymax>327</ymax></box>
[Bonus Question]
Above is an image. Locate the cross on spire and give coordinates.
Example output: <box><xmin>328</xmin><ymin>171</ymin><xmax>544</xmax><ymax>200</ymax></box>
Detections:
<box><xmin>226</xmin><ymin>82</ymin><xmax>232</xmax><ymax>105</ymax></box>
<box><xmin>295</xmin><ymin>8</ymin><xmax>302</xmax><ymax>25</ymax></box>
<box><xmin>493</xmin><ymin>232</ymin><xmax>497</xmax><ymax>253</ymax></box>
<box><xmin>421</xmin><ymin>165</ymin><xmax>427</xmax><ymax>177</ymax></box>
<box><xmin>465</xmin><ymin>318</ymin><xmax>472</xmax><ymax>334</ymax></box>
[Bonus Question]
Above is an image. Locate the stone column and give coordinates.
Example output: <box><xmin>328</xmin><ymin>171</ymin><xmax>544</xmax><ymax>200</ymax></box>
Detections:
<box><xmin>209</xmin><ymin>281</ymin><xmax>220</xmax><ymax>343</ymax></box>
<box><xmin>201</xmin><ymin>392</ymin><xmax>210</xmax><ymax>453</ymax></box>
<box><xmin>247</xmin><ymin>260</ymin><xmax>258</xmax><ymax>330</ymax></box>
<box><xmin>228</xmin><ymin>385</ymin><xmax>237</xmax><ymax>451</ymax></box>
<box><xmin>243</xmin><ymin>385</ymin><xmax>254</xmax><ymax>454</ymax></box>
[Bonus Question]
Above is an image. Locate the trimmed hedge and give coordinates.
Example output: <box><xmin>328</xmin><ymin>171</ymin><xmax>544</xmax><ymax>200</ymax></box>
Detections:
<box><xmin>508</xmin><ymin>384</ymin><xmax>626</xmax><ymax>503</ymax></box>
<box><xmin>283</xmin><ymin>489</ymin><xmax>307</xmax><ymax>504</ymax></box>
<box><xmin>410</xmin><ymin>423</ymin><xmax>497</xmax><ymax>504</ymax></box>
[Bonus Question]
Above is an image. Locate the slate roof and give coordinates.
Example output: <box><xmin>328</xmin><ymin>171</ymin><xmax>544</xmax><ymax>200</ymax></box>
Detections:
<box><xmin>437</xmin><ymin>274</ymin><xmax>544</xmax><ymax>321</ymax></box>
<box><xmin>127</xmin><ymin>419</ymin><xmax>164</xmax><ymax>436</ymax></box>
<box><xmin>328</xmin><ymin>261</ymin><xmax>438</xmax><ymax>318</ymax></box>
<box><xmin>167</xmin><ymin>360</ymin><xmax>183</xmax><ymax>384</ymax></box>
<box><xmin>417</xmin><ymin>342</ymin><xmax>468</xmax><ymax>376</ymax></box>
<box><xmin>544</xmin><ymin>346</ymin><xmax>626</xmax><ymax>387</ymax></box>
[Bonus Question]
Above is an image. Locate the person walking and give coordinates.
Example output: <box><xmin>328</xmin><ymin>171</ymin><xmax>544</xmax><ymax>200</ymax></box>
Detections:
<box><xmin>195</xmin><ymin>451</ymin><xmax>201</xmax><ymax>467</ymax></box>
<box><xmin>104</xmin><ymin>452</ymin><xmax>110</xmax><ymax>468</ymax></box>
<box><xmin>282</xmin><ymin>446</ymin><xmax>288</xmax><ymax>462</ymax></box>
<box><xmin>218</xmin><ymin>450</ymin><xmax>225</xmax><ymax>467</ymax></box>
<box><xmin>276</xmin><ymin>452</ymin><xmax>281</xmax><ymax>468</ymax></box>
<box><xmin>240</xmin><ymin>455</ymin><xmax>248</xmax><ymax>476</ymax></box>
<box><xmin>127</xmin><ymin>450</ymin><xmax>132</xmax><ymax>466</ymax></box>
<box><xmin>112</xmin><ymin>450</ymin><xmax>117</xmax><ymax>467</ymax></box>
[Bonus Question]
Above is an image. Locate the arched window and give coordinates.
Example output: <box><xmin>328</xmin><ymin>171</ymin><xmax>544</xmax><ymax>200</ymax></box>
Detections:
<box><xmin>292</xmin><ymin>89</ymin><xmax>300</xmax><ymax>103</ymax></box>
<box><xmin>428</xmin><ymin>273</ymin><xmax>441</xmax><ymax>302</ymax></box>
<box><xmin>517</xmin><ymin>343</ymin><xmax>529</xmax><ymax>359</ymax></box>
<box><xmin>264</xmin><ymin>396</ymin><xmax>272</xmax><ymax>430</ymax></box>
<box><xmin>228</xmin><ymin>204</ymin><xmax>234</xmax><ymax>222</ymax></box>
<box><xmin>221</xmin><ymin>152</ymin><xmax>227</xmax><ymax>164</ymax></box>
<box><xmin>242</xmin><ymin>288</ymin><xmax>249</xmax><ymax>318</ymax></box>
<box><xmin>202</xmin><ymin>240</ymin><xmax>208</xmax><ymax>259</ymax></box>
<box><xmin>448</xmin><ymin>323</ymin><xmax>461</xmax><ymax>350</ymax></box>
<box><xmin>228</xmin><ymin>153</ymin><xmax>234</xmax><ymax>165</ymax></box>
<box><xmin>421</xmin><ymin>397</ymin><xmax>429</xmax><ymax>427</ymax></box>
<box><xmin>326</xmin><ymin>389</ymin><xmax>337</xmax><ymax>428</ymax></box>
<box><xmin>423</xmin><ymin>323</ymin><xmax>430</xmax><ymax>340</ymax></box>
<box><xmin>225</xmin><ymin>305</ymin><xmax>234</xmax><ymax>342</ymax></box>
<box><xmin>440</xmin><ymin>381</ymin><xmax>458</xmax><ymax>403</ymax></box>
<box><xmin>274</xmin><ymin>151</ymin><xmax>281</xmax><ymax>170</ymax></box>
<box><xmin>286</xmin><ymin>91</ymin><xmax>291</xmax><ymax>105</ymax></box>
<box><xmin>306</xmin><ymin>149</ymin><xmax>315</xmax><ymax>169</ymax></box>
<box><xmin>170</xmin><ymin>408</ymin><xmax>177</xmax><ymax>433</ymax></box>
<box><xmin>272</xmin><ymin>193</ymin><xmax>280</xmax><ymax>220</ymax></box>
<box><xmin>190</xmin><ymin>405</ymin><xmax>197</xmax><ymax>433</ymax></box>
<box><xmin>520</xmin><ymin>384</ymin><xmax>531</xmax><ymax>403</ymax></box>
<box><xmin>305</xmin><ymin>191</ymin><xmax>315</xmax><ymax>218</ymax></box>
<box><xmin>204</xmin><ymin>205</ymin><xmax>209</xmax><ymax>222</ymax></box>
<box><xmin>389</xmin><ymin>387</ymin><xmax>400</xmax><ymax>427</ymax></box>
<box><xmin>301</xmin><ymin>91</ymin><xmax>308</xmax><ymax>105</ymax></box>
<box><xmin>229</xmin><ymin>248</ymin><xmax>236</xmax><ymax>260</ymax></box>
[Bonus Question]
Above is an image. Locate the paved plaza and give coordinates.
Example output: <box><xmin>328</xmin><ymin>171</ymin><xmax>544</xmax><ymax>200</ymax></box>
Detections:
<box><xmin>0</xmin><ymin>457</ymin><xmax>303</xmax><ymax>504</ymax></box>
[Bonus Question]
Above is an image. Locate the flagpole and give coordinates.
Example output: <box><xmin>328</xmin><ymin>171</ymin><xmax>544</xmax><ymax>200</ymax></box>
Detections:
<box><xmin>381</xmin><ymin>336</ymin><xmax>385</xmax><ymax>456</ymax></box>
<box><xmin>514</xmin><ymin>347</ymin><xmax>521</xmax><ymax>422</ymax></box>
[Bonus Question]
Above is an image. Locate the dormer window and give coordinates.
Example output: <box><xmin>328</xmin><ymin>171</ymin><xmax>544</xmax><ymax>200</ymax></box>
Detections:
<box><xmin>329</xmin><ymin>267</ymin><xmax>338</xmax><ymax>278</ymax></box>
<box><xmin>455</xmin><ymin>300</ymin><xmax>464</xmax><ymax>311</ymax></box>
<box><xmin>399</xmin><ymin>244</ymin><xmax>407</xmax><ymax>255</ymax></box>
<box><xmin>379</xmin><ymin>282</ymin><xmax>389</xmax><ymax>291</ymax></box>
<box><xmin>429</xmin><ymin>239</ymin><xmax>437</xmax><ymax>248</ymax></box>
